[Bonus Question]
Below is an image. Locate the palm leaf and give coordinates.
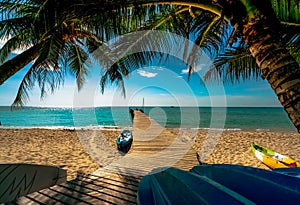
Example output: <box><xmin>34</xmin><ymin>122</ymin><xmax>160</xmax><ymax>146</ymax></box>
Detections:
<box><xmin>272</xmin><ymin>0</ymin><xmax>300</xmax><ymax>24</ymax></box>
<box><xmin>204</xmin><ymin>47</ymin><xmax>261</xmax><ymax>83</ymax></box>
<box><xmin>99</xmin><ymin>6</ymin><xmax>228</xmax><ymax>95</ymax></box>
<box><xmin>11</xmin><ymin>66</ymin><xmax>36</xmax><ymax>107</ymax></box>
<box><xmin>203</xmin><ymin>0</ymin><xmax>300</xmax><ymax>84</ymax></box>
<box><xmin>0</xmin><ymin>17</ymin><xmax>33</xmax><ymax>38</ymax></box>
<box><xmin>11</xmin><ymin>64</ymin><xmax>63</xmax><ymax>108</ymax></box>
<box><xmin>67</xmin><ymin>40</ymin><xmax>90</xmax><ymax>89</ymax></box>
<box><xmin>0</xmin><ymin>35</ymin><xmax>23</xmax><ymax>63</ymax></box>
<box><xmin>100</xmin><ymin>63</ymin><xmax>126</xmax><ymax>97</ymax></box>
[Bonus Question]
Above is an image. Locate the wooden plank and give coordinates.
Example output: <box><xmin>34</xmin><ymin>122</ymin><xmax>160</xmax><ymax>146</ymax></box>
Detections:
<box><xmin>24</xmin><ymin>190</ymin><xmax>73</xmax><ymax>205</ymax></box>
<box><xmin>57</xmin><ymin>182</ymin><xmax>136</xmax><ymax>205</ymax></box>
<box><xmin>79</xmin><ymin>171</ymin><xmax>142</xmax><ymax>185</ymax></box>
<box><xmin>74</xmin><ymin>175</ymin><xmax>138</xmax><ymax>192</ymax></box>
<box><xmin>104</xmin><ymin>166</ymin><xmax>149</xmax><ymax>177</ymax></box>
<box><xmin>37</xmin><ymin>186</ymin><xmax>93</xmax><ymax>204</ymax></box>
<box><xmin>66</xmin><ymin>179</ymin><xmax>137</xmax><ymax>201</ymax></box>
<box><xmin>15</xmin><ymin>196</ymin><xmax>43</xmax><ymax>205</ymax></box>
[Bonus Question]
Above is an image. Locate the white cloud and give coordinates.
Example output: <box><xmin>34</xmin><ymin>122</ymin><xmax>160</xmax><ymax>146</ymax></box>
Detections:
<box><xmin>137</xmin><ymin>70</ymin><xmax>158</xmax><ymax>78</ymax></box>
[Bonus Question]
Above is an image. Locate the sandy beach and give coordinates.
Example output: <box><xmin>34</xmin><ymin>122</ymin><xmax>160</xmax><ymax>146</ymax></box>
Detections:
<box><xmin>0</xmin><ymin>128</ymin><xmax>299</xmax><ymax>180</ymax></box>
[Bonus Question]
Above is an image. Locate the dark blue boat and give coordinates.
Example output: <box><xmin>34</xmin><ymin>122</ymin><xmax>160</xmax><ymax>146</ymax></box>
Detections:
<box><xmin>273</xmin><ymin>167</ymin><xmax>300</xmax><ymax>178</ymax></box>
<box><xmin>138</xmin><ymin>164</ymin><xmax>300</xmax><ymax>204</ymax></box>
<box><xmin>116</xmin><ymin>130</ymin><xmax>133</xmax><ymax>152</ymax></box>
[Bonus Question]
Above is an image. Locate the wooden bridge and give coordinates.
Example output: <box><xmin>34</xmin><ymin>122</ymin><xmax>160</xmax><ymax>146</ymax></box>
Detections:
<box><xmin>15</xmin><ymin>111</ymin><xmax>199</xmax><ymax>204</ymax></box>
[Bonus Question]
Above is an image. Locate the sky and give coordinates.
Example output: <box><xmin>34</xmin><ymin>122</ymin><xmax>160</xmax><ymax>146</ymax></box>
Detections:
<box><xmin>0</xmin><ymin>53</ymin><xmax>281</xmax><ymax>108</ymax></box>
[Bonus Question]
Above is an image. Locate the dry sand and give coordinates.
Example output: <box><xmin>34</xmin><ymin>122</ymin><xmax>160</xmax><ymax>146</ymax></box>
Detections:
<box><xmin>0</xmin><ymin>128</ymin><xmax>118</xmax><ymax>180</ymax></box>
<box><xmin>193</xmin><ymin>130</ymin><xmax>300</xmax><ymax>169</ymax></box>
<box><xmin>0</xmin><ymin>128</ymin><xmax>299</xmax><ymax>180</ymax></box>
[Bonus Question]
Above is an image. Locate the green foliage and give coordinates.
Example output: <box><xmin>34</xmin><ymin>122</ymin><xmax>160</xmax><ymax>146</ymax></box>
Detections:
<box><xmin>272</xmin><ymin>0</ymin><xmax>300</xmax><ymax>24</ymax></box>
<box><xmin>204</xmin><ymin>0</ymin><xmax>300</xmax><ymax>84</ymax></box>
<box><xmin>0</xmin><ymin>0</ymin><xmax>106</xmax><ymax>107</ymax></box>
<box><xmin>0</xmin><ymin>0</ymin><xmax>299</xmax><ymax>106</ymax></box>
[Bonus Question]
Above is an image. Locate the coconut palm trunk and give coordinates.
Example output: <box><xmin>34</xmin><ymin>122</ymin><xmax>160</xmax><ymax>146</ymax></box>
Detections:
<box><xmin>241</xmin><ymin>4</ymin><xmax>300</xmax><ymax>132</ymax></box>
<box><xmin>0</xmin><ymin>43</ymin><xmax>42</xmax><ymax>85</ymax></box>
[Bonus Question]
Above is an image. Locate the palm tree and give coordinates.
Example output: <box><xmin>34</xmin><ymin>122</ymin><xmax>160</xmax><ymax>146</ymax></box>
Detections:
<box><xmin>220</xmin><ymin>0</ymin><xmax>300</xmax><ymax>131</ymax></box>
<box><xmin>1</xmin><ymin>0</ymin><xmax>300</xmax><ymax>132</ymax></box>
<box><xmin>0</xmin><ymin>0</ymin><xmax>163</xmax><ymax>106</ymax></box>
<box><xmin>112</xmin><ymin>0</ymin><xmax>300</xmax><ymax>132</ymax></box>
<box><xmin>204</xmin><ymin>0</ymin><xmax>300</xmax><ymax>82</ymax></box>
<box><xmin>98</xmin><ymin>0</ymin><xmax>300</xmax><ymax>131</ymax></box>
<box><xmin>0</xmin><ymin>0</ymin><xmax>103</xmax><ymax>106</ymax></box>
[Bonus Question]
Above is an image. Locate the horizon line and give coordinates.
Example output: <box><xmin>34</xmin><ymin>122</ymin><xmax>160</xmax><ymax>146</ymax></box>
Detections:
<box><xmin>0</xmin><ymin>105</ymin><xmax>283</xmax><ymax>108</ymax></box>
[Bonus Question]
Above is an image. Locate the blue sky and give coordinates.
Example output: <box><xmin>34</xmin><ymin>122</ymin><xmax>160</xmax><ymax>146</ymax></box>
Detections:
<box><xmin>0</xmin><ymin>54</ymin><xmax>281</xmax><ymax>108</ymax></box>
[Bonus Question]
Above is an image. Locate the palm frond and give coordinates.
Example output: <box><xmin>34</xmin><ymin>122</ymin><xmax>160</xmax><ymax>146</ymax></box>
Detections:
<box><xmin>281</xmin><ymin>24</ymin><xmax>300</xmax><ymax>62</ymax></box>
<box><xmin>99</xmin><ymin>6</ymin><xmax>229</xmax><ymax>94</ymax></box>
<box><xmin>272</xmin><ymin>0</ymin><xmax>300</xmax><ymax>24</ymax></box>
<box><xmin>0</xmin><ymin>1</ymin><xmax>37</xmax><ymax>18</ymax></box>
<box><xmin>99</xmin><ymin>30</ymin><xmax>192</xmax><ymax>96</ymax></box>
<box><xmin>11</xmin><ymin>64</ymin><xmax>64</xmax><ymax>108</ymax></box>
<box><xmin>100</xmin><ymin>63</ymin><xmax>126</xmax><ymax>97</ymax></box>
<box><xmin>36</xmin><ymin>66</ymin><xmax>64</xmax><ymax>100</ymax></box>
<box><xmin>0</xmin><ymin>17</ymin><xmax>33</xmax><ymax>38</ymax></box>
<box><xmin>185</xmin><ymin>15</ymin><xmax>226</xmax><ymax>79</ymax></box>
<box><xmin>31</xmin><ymin>32</ymin><xmax>64</xmax><ymax>71</ymax></box>
<box><xmin>11</xmin><ymin>65</ymin><xmax>36</xmax><ymax>108</ymax></box>
<box><xmin>202</xmin><ymin>0</ymin><xmax>300</xmax><ymax>84</ymax></box>
<box><xmin>67</xmin><ymin>40</ymin><xmax>90</xmax><ymax>89</ymax></box>
<box><xmin>0</xmin><ymin>35</ymin><xmax>21</xmax><ymax>63</ymax></box>
<box><xmin>204</xmin><ymin>47</ymin><xmax>261</xmax><ymax>83</ymax></box>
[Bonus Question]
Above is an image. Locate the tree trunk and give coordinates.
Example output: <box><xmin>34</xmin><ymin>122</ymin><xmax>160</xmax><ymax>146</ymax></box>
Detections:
<box><xmin>0</xmin><ymin>43</ymin><xmax>42</xmax><ymax>85</ymax></box>
<box><xmin>242</xmin><ymin>14</ymin><xmax>300</xmax><ymax>133</ymax></box>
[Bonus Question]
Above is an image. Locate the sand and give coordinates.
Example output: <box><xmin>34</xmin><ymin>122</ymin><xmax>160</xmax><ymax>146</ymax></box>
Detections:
<box><xmin>0</xmin><ymin>128</ymin><xmax>118</xmax><ymax>180</ymax></box>
<box><xmin>193</xmin><ymin>130</ymin><xmax>300</xmax><ymax>169</ymax></box>
<box><xmin>0</xmin><ymin>128</ymin><xmax>299</xmax><ymax>180</ymax></box>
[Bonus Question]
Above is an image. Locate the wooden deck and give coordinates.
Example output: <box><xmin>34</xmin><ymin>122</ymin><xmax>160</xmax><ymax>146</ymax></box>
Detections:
<box><xmin>14</xmin><ymin>111</ymin><xmax>198</xmax><ymax>204</ymax></box>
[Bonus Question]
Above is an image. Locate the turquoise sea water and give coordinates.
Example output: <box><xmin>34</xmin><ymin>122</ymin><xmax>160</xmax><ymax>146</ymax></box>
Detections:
<box><xmin>0</xmin><ymin>106</ymin><xmax>297</xmax><ymax>132</ymax></box>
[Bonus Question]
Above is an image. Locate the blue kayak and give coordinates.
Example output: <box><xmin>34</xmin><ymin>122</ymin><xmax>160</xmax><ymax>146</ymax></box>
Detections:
<box><xmin>190</xmin><ymin>164</ymin><xmax>300</xmax><ymax>204</ymax></box>
<box><xmin>138</xmin><ymin>164</ymin><xmax>300</xmax><ymax>204</ymax></box>
<box><xmin>116</xmin><ymin>130</ymin><xmax>133</xmax><ymax>152</ymax></box>
<box><xmin>273</xmin><ymin>167</ymin><xmax>300</xmax><ymax>178</ymax></box>
<box><xmin>138</xmin><ymin>167</ymin><xmax>254</xmax><ymax>205</ymax></box>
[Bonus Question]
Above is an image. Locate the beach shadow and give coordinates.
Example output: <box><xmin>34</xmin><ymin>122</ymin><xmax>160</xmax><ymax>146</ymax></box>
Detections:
<box><xmin>18</xmin><ymin>169</ymin><xmax>141</xmax><ymax>204</ymax></box>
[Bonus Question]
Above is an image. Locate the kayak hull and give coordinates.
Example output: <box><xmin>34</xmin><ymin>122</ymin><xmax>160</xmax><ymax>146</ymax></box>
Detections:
<box><xmin>138</xmin><ymin>164</ymin><xmax>300</xmax><ymax>204</ymax></box>
<box><xmin>116</xmin><ymin>130</ymin><xmax>133</xmax><ymax>152</ymax></box>
<box><xmin>251</xmin><ymin>143</ymin><xmax>300</xmax><ymax>169</ymax></box>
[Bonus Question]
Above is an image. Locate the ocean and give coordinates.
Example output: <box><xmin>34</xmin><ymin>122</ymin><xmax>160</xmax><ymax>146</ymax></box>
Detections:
<box><xmin>0</xmin><ymin>106</ymin><xmax>297</xmax><ymax>132</ymax></box>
